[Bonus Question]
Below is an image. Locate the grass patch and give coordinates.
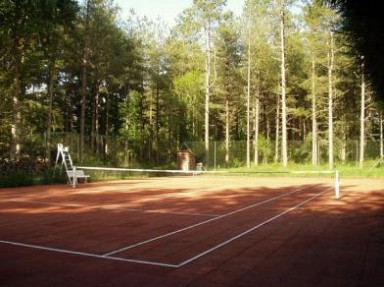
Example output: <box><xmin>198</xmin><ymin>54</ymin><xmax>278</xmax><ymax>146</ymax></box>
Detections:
<box><xmin>226</xmin><ymin>162</ymin><xmax>384</xmax><ymax>179</ymax></box>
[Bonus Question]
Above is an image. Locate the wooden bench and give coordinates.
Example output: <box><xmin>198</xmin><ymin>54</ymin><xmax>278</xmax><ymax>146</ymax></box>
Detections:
<box><xmin>67</xmin><ymin>170</ymin><xmax>90</xmax><ymax>184</ymax></box>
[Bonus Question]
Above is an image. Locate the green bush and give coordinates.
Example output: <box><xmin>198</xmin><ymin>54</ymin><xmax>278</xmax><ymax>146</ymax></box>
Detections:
<box><xmin>0</xmin><ymin>168</ymin><xmax>67</xmax><ymax>188</ymax></box>
<box><xmin>0</xmin><ymin>172</ymin><xmax>35</xmax><ymax>187</ymax></box>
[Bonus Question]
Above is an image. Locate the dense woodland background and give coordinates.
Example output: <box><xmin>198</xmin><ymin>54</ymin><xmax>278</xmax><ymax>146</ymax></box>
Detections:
<box><xmin>1</xmin><ymin>0</ymin><xmax>383</xmax><ymax>171</ymax></box>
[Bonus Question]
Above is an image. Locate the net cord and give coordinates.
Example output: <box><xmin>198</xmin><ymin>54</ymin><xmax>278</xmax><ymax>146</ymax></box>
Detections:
<box><xmin>73</xmin><ymin>166</ymin><xmax>341</xmax><ymax>199</ymax></box>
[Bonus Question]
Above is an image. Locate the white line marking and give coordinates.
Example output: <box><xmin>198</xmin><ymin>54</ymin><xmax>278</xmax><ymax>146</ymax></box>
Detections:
<box><xmin>0</xmin><ymin>186</ymin><xmax>330</xmax><ymax>268</ymax></box>
<box><xmin>176</xmin><ymin>187</ymin><xmax>331</xmax><ymax>267</ymax></box>
<box><xmin>144</xmin><ymin>210</ymin><xmax>220</xmax><ymax>217</ymax></box>
<box><xmin>5</xmin><ymin>199</ymin><xmax>87</xmax><ymax>208</ymax></box>
<box><xmin>103</xmin><ymin>184</ymin><xmax>320</xmax><ymax>256</ymax></box>
<box><xmin>0</xmin><ymin>240</ymin><xmax>178</xmax><ymax>268</ymax></box>
<box><xmin>3</xmin><ymin>199</ymin><xmax>218</xmax><ymax>217</ymax></box>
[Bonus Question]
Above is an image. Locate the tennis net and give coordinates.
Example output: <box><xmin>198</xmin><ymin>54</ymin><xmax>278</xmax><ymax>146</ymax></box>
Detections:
<box><xmin>72</xmin><ymin>166</ymin><xmax>341</xmax><ymax>199</ymax></box>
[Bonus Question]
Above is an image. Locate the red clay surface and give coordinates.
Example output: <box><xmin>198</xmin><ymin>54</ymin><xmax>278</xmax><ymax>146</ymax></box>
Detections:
<box><xmin>0</xmin><ymin>176</ymin><xmax>383</xmax><ymax>286</ymax></box>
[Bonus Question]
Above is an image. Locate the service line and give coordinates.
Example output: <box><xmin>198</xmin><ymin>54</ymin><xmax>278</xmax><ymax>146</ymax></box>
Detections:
<box><xmin>0</xmin><ymin>240</ymin><xmax>178</xmax><ymax>268</ymax></box>
<box><xmin>176</xmin><ymin>187</ymin><xmax>331</xmax><ymax>267</ymax></box>
<box><xmin>103</xmin><ymin>184</ymin><xmax>320</xmax><ymax>257</ymax></box>
<box><xmin>0</xmin><ymin>184</ymin><xmax>330</xmax><ymax>269</ymax></box>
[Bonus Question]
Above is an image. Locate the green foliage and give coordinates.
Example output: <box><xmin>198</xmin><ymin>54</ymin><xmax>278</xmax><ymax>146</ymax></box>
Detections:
<box><xmin>0</xmin><ymin>0</ymin><xmax>382</xmax><ymax>173</ymax></box>
<box><xmin>229</xmin><ymin>161</ymin><xmax>384</xmax><ymax>178</ymax></box>
<box><xmin>0</xmin><ymin>168</ymin><xmax>67</xmax><ymax>188</ymax></box>
<box><xmin>0</xmin><ymin>172</ymin><xmax>35</xmax><ymax>188</ymax></box>
<box><xmin>257</xmin><ymin>135</ymin><xmax>274</xmax><ymax>163</ymax></box>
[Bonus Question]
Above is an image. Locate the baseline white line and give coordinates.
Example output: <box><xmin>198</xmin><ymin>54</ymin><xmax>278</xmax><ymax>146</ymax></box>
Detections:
<box><xmin>3</xmin><ymin>199</ymin><xmax>218</xmax><ymax>217</ymax></box>
<box><xmin>103</xmin><ymin>183</ymin><xmax>321</xmax><ymax>257</ymax></box>
<box><xmin>3</xmin><ymin>199</ymin><xmax>144</xmax><ymax>213</ymax></box>
<box><xmin>0</xmin><ymin>186</ymin><xmax>330</xmax><ymax>269</ymax></box>
<box><xmin>4</xmin><ymin>199</ymin><xmax>88</xmax><ymax>208</ymax></box>
<box><xmin>176</xmin><ymin>187</ymin><xmax>331</xmax><ymax>267</ymax></box>
<box><xmin>0</xmin><ymin>240</ymin><xmax>178</xmax><ymax>268</ymax></box>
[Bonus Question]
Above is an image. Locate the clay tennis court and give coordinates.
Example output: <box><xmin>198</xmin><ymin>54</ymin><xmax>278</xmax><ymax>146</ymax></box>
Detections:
<box><xmin>0</xmin><ymin>176</ymin><xmax>383</xmax><ymax>286</ymax></box>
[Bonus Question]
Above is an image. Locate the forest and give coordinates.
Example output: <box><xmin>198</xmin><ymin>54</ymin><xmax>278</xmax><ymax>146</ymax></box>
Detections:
<box><xmin>1</xmin><ymin>0</ymin><xmax>383</xmax><ymax>172</ymax></box>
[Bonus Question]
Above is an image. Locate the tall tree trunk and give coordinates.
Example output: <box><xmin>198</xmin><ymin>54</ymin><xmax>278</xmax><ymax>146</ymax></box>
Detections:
<box><xmin>246</xmin><ymin>26</ymin><xmax>251</xmax><ymax>168</ymax></box>
<box><xmin>46</xmin><ymin>59</ymin><xmax>56</xmax><ymax>162</ymax></box>
<box><xmin>311</xmin><ymin>56</ymin><xmax>318</xmax><ymax>166</ymax></box>
<box><xmin>254</xmin><ymin>85</ymin><xmax>260</xmax><ymax>165</ymax></box>
<box><xmin>279</xmin><ymin>0</ymin><xmax>288</xmax><ymax>167</ymax></box>
<box><xmin>225</xmin><ymin>98</ymin><xmax>230</xmax><ymax>165</ymax></box>
<box><xmin>204</xmin><ymin>23</ymin><xmax>212</xmax><ymax>168</ymax></box>
<box><xmin>148</xmin><ymin>89</ymin><xmax>154</xmax><ymax>162</ymax></box>
<box><xmin>10</xmin><ymin>32</ymin><xmax>22</xmax><ymax>160</ymax></box>
<box><xmin>11</xmin><ymin>80</ymin><xmax>21</xmax><ymax>160</ymax></box>
<box><xmin>274</xmin><ymin>93</ymin><xmax>280</xmax><ymax>163</ymax></box>
<box><xmin>80</xmin><ymin>0</ymin><xmax>91</xmax><ymax>163</ymax></box>
<box><xmin>359</xmin><ymin>62</ymin><xmax>365</xmax><ymax>168</ymax></box>
<box><xmin>80</xmin><ymin>47</ymin><xmax>87</xmax><ymax>162</ymax></box>
<box><xmin>95</xmin><ymin>89</ymin><xmax>100</xmax><ymax>151</ymax></box>
<box><xmin>327</xmin><ymin>31</ymin><xmax>335</xmax><ymax>170</ymax></box>
<box><xmin>156</xmin><ymin>74</ymin><xmax>160</xmax><ymax>166</ymax></box>
<box><xmin>91</xmin><ymin>80</ymin><xmax>99</xmax><ymax>152</ymax></box>
<box><xmin>104</xmin><ymin>91</ymin><xmax>109</xmax><ymax>163</ymax></box>
<box><xmin>124</xmin><ymin>116</ymin><xmax>129</xmax><ymax>166</ymax></box>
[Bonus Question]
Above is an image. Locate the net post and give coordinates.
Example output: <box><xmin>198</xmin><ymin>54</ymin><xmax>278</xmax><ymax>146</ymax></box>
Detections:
<box><xmin>72</xmin><ymin>166</ymin><xmax>77</xmax><ymax>188</ymax></box>
<box><xmin>334</xmin><ymin>170</ymin><xmax>340</xmax><ymax>199</ymax></box>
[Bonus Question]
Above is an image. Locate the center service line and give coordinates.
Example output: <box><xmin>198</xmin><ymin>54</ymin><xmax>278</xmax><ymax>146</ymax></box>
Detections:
<box><xmin>103</xmin><ymin>184</ymin><xmax>320</xmax><ymax>257</ymax></box>
<box><xmin>176</xmin><ymin>187</ymin><xmax>331</xmax><ymax>267</ymax></box>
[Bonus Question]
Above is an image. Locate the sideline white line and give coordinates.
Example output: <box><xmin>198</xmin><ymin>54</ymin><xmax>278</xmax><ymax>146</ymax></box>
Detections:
<box><xmin>103</xmin><ymin>184</ymin><xmax>321</xmax><ymax>256</ymax></box>
<box><xmin>176</xmin><ymin>187</ymin><xmax>331</xmax><ymax>267</ymax></box>
<box><xmin>0</xmin><ymin>240</ymin><xmax>178</xmax><ymax>268</ymax></box>
<box><xmin>0</xmin><ymin>186</ymin><xmax>330</xmax><ymax>268</ymax></box>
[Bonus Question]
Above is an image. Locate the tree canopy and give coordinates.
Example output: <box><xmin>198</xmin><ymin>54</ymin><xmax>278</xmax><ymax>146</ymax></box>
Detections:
<box><xmin>0</xmin><ymin>0</ymin><xmax>382</xmax><ymax>169</ymax></box>
<box><xmin>328</xmin><ymin>0</ymin><xmax>384</xmax><ymax>101</ymax></box>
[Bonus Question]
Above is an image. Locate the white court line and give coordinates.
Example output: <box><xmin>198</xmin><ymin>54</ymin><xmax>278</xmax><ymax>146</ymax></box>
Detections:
<box><xmin>144</xmin><ymin>209</ymin><xmax>220</xmax><ymax>217</ymax></box>
<box><xmin>0</xmin><ymin>240</ymin><xmax>178</xmax><ymax>268</ymax></box>
<box><xmin>3</xmin><ymin>199</ymin><xmax>219</xmax><ymax>217</ymax></box>
<box><xmin>0</xmin><ymin>186</ymin><xmax>330</xmax><ymax>268</ymax></box>
<box><xmin>103</xmin><ymin>184</ymin><xmax>320</xmax><ymax>256</ymax></box>
<box><xmin>5</xmin><ymin>199</ymin><xmax>87</xmax><ymax>208</ymax></box>
<box><xmin>176</xmin><ymin>187</ymin><xmax>331</xmax><ymax>267</ymax></box>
